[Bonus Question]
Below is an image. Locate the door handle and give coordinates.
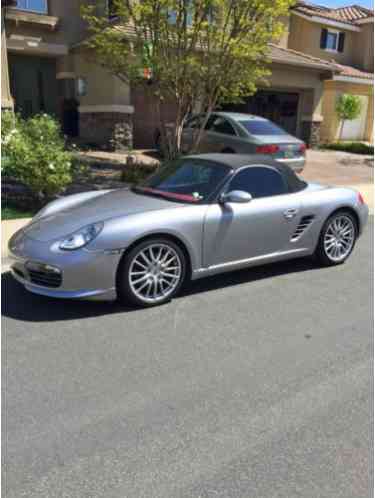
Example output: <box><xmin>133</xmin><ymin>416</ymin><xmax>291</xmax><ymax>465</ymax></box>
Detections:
<box><xmin>284</xmin><ymin>208</ymin><xmax>298</xmax><ymax>219</ymax></box>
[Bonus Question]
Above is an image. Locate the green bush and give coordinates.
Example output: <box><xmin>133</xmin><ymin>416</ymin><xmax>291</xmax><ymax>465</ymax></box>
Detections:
<box><xmin>321</xmin><ymin>142</ymin><xmax>374</xmax><ymax>155</ymax></box>
<box><xmin>1</xmin><ymin>111</ymin><xmax>73</xmax><ymax>202</ymax></box>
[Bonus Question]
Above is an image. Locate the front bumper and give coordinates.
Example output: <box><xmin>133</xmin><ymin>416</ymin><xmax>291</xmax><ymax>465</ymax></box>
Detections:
<box><xmin>8</xmin><ymin>229</ymin><xmax>121</xmax><ymax>301</ymax></box>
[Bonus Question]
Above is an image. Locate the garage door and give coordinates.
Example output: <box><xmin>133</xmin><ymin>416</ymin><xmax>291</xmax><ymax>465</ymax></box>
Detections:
<box><xmin>340</xmin><ymin>95</ymin><xmax>368</xmax><ymax>141</ymax></box>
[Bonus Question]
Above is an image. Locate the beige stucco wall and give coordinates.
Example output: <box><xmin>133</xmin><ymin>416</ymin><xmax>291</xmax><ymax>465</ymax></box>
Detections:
<box><xmin>1</xmin><ymin>14</ymin><xmax>13</xmax><ymax>109</ymax></box>
<box><xmin>321</xmin><ymin>80</ymin><xmax>373</xmax><ymax>142</ymax></box>
<box><xmin>276</xmin><ymin>15</ymin><xmax>290</xmax><ymax>48</ymax></box>
<box><xmin>5</xmin><ymin>0</ymin><xmax>89</xmax><ymax>47</ymax></box>
<box><xmin>72</xmin><ymin>50</ymin><xmax>131</xmax><ymax>108</ymax></box>
<box><xmin>353</xmin><ymin>22</ymin><xmax>374</xmax><ymax>73</ymax></box>
<box><xmin>288</xmin><ymin>14</ymin><xmax>358</xmax><ymax>67</ymax></box>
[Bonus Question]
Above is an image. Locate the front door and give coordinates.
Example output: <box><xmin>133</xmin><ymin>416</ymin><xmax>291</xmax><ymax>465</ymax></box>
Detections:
<box><xmin>9</xmin><ymin>54</ymin><xmax>58</xmax><ymax>118</ymax></box>
<box><xmin>203</xmin><ymin>166</ymin><xmax>302</xmax><ymax>267</ymax></box>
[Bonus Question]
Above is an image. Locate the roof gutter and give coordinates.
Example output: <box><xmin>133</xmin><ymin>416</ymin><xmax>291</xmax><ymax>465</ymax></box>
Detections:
<box><xmin>355</xmin><ymin>17</ymin><xmax>374</xmax><ymax>25</ymax></box>
<box><xmin>292</xmin><ymin>11</ymin><xmax>361</xmax><ymax>32</ymax></box>
<box><xmin>271</xmin><ymin>56</ymin><xmax>335</xmax><ymax>72</ymax></box>
<box><xmin>333</xmin><ymin>75</ymin><xmax>373</xmax><ymax>85</ymax></box>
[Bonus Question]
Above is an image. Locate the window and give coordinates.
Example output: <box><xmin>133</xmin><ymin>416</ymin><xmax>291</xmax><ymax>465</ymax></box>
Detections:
<box><xmin>14</xmin><ymin>0</ymin><xmax>47</xmax><ymax>13</ymax></box>
<box><xmin>134</xmin><ymin>159</ymin><xmax>231</xmax><ymax>203</ymax></box>
<box><xmin>206</xmin><ymin>116</ymin><xmax>237</xmax><ymax>136</ymax></box>
<box><xmin>239</xmin><ymin>120</ymin><xmax>287</xmax><ymax>136</ymax></box>
<box><xmin>185</xmin><ymin>115</ymin><xmax>204</xmax><ymax>129</ymax></box>
<box><xmin>320</xmin><ymin>28</ymin><xmax>345</xmax><ymax>53</ymax></box>
<box><xmin>107</xmin><ymin>0</ymin><xmax>117</xmax><ymax>20</ymax></box>
<box><xmin>227</xmin><ymin>166</ymin><xmax>287</xmax><ymax>199</ymax></box>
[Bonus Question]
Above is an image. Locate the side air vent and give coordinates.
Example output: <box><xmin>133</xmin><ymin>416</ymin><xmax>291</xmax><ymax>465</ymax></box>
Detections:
<box><xmin>291</xmin><ymin>215</ymin><xmax>315</xmax><ymax>242</ymax></box>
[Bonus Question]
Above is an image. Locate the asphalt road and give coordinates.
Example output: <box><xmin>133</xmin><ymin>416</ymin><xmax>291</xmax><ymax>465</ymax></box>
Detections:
<box><xmin>2</xmin><ymin>220</ymin><xmax>373</xmax><ymax>498</ymax></box>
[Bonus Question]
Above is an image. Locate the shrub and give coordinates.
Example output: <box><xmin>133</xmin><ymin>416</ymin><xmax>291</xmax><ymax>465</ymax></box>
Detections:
<box><xmin>321</xmin><ymin>142</ymin><xmax>374</xmax><ymax>155</ymax></box>
<box><xmin>1</xmin><ymin>111</ymin><xmax>73</xmax><ymax>203</ymax></box>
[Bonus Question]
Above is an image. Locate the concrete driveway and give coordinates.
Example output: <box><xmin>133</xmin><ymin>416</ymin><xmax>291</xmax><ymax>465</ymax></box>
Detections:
<box><xmin>2</xmin><ymin>220</ymin><xmax>372</xmax><ymax>498</ymax></box>
<box><xmin>301</xmin><ymin>149</ymin><xmax>373</xmax><ymax>186</ymax></box>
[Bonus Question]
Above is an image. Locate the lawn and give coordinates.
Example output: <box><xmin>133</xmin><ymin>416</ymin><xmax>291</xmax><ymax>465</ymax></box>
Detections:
<box><xmin>321</xmin><ymin>142</ymin><xmax>374</xmax><ymax>155</ymax></box>
<box><xmin>2</xmin><ymin>205</ymin><xmax>35</xmax><ymax>220</ymax></box>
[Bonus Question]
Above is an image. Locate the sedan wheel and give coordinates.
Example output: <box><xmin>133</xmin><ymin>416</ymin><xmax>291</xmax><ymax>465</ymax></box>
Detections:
<box><xmin>316</xmin><ymin>211</ymin><xmax>357</xmax><ymax>266</ymax></box>
<box><xmin>118</xmin><ymin>239</ymin><xmax>186</xmax><ymax>307</ymax></box>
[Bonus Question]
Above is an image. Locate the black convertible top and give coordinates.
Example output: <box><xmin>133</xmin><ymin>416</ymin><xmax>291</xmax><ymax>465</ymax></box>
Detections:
<box><xmin>185</xmin><ymin>153</ymin><xmax>307</xmax><ymax>193</ymax></box>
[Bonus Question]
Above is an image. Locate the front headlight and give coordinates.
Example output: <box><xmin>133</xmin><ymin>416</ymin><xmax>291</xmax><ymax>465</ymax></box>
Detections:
<box><xmin>59</xmin><ymin>222</ymin><xmax>104</xmax><ymax>251</ymax></box>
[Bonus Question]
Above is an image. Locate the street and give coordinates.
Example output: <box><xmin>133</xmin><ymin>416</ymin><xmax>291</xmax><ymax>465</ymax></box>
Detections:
<box><xmin>2</xmin><ymin>219</ymin><xmax>373</xmax><ymax>498</ymax></box>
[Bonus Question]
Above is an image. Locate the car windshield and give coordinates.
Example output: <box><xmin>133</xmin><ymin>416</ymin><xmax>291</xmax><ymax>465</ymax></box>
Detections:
<box><xmin>133</xmin><ymin>159</ymin><xmax>231</xmax><ymax>203</ymax></box>
<box><xmin>240</xmin><ymin>120</ymin><xmax>288</xmax><ymax>136</ymax></box>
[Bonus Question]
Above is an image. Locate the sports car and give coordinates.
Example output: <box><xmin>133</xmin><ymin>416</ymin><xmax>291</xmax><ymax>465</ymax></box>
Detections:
<box><xmin>9</xmin><ymin>154</ymin><xmax>368</xmax><ymax>307</ymax></box>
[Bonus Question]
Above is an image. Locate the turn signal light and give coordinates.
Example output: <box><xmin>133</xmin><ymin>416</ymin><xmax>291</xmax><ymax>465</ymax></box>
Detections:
<box><xmin>256</xmin><ymin>144</ymin><xmax>279</xmax><ymax>154</ymax></box>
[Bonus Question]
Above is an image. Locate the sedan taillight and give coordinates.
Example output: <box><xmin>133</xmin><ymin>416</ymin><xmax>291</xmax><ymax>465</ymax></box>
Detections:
<box><xmin>255</xmin><ymin>144</ymin><xmax>279</xmax><ymax>154</ymax></box>
<box><xmin>299</xmin><ymin>143</ymin><xmax>307</xmax><ymax>153</ymax></box>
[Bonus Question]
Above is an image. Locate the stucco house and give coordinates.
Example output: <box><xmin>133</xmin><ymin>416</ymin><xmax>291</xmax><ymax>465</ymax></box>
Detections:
<box><xmin>1</xmin><ymin>0</ymin><xmax>373</xmax><ymax>150</ymax></box>
<box><xmin>289</xmin><ymin>2</ymin><xmax>373</xmax><ymax>143</ymax></box>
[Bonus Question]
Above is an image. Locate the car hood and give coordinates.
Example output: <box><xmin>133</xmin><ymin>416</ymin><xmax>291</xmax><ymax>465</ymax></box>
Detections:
<box><xmin>23</xmin><ymin>189</ymin><xmax>183</xmax><ymax>242</ymax></box>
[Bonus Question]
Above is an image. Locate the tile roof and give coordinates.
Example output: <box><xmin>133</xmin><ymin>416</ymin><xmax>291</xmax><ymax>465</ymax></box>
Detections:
<box><xmin>334</xmin><ymin>5</ymin><xmax>374</xmax><ymax>22</ymax></box>
<box><xmin>332</xmin><ymin>62</ymin><xmax>374</xmax><ymax>79</ymax></box>
<box><xmin>269</xmin><ymin>43</ymin><xmax>335</xmax><ymax>70</ymax></box>
<box><xmin>293</xmin><ymin>2</ymin><xmax>373</xmax><ymax>25</ymax></box>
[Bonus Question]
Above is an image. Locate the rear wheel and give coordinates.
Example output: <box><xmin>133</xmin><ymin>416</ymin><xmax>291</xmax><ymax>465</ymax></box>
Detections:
<box><xmin>117</xmin><ymin>238</ymin><xmax>186</xmax><ymax>307</ymax></box>
<box><xmin>221</xmin><ymin>148</ymin><xmax>235</xmax><ymax>154</ymax></box>
<box><xmin>315</xmin><ymin>210</ymin><xmax>357</xmax><ymax>266</ymax></box>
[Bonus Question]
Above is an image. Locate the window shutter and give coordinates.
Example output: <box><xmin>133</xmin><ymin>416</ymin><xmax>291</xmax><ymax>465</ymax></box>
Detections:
<box><xmin>320</xmin><ymin>28</ymin><xmax>328</xmax><ymax>49</ymax></box>
<box><xmin>338</xmin><ymin>32</ymin><xmax>345</xmax><ymax>52</ymax></box>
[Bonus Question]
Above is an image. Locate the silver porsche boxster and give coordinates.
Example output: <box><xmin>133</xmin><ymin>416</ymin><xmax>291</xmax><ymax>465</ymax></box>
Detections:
<box><xmin>9</xmin><ymin>154</ymin><xmax>368</xmax><ymax>307</ymax></box>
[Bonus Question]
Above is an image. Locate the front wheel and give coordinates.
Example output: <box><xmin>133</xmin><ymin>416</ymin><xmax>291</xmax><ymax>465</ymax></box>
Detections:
<box><xmin>117</xmin><ymin>238</ymin><xmax>186</xmax><ymax>307</ymax></box>
<box><xmin>315</xmin><ymin>210</ymin><xmax>357</xmax><ymax>266</ymax></box>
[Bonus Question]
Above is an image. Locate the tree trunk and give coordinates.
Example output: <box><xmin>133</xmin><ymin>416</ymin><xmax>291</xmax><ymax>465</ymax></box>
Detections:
<box><xmin>339</xmin><ymin>119</ymin><xmax>345</xmax><ymax>142</ymax></box>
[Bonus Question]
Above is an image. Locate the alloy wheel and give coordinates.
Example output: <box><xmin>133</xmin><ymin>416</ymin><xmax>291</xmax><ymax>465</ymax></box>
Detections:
<box><xmin>323</xmin><ymin>214</ymin><xmax>355</xmax><ymax>263</ymax></box>
<box><xmin>128</xmin><ymin>243</ymin><xmax>182</xmax><ymax>304</ymax></box>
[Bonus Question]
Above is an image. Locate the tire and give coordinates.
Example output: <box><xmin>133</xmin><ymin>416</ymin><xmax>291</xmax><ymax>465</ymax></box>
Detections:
<box><xmin>315</xmin><ymin>210</ymin><xmax>357</xmax><ymax>266</ymax></box>
<box><xmin>117</xmin><ymin>238</ymin><xmax>186</xmax><ymax>307</ymax></box>
<box><xmin>221</xmin><ymin>148</ymin><xmax>235</xmax><ymax>154</ymax></box>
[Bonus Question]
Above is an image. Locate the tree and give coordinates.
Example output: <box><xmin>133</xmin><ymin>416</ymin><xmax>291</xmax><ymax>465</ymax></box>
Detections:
<box><xmin>82</xmin><ymin>0</ymin><xmax>293</xmax><ymax>158</ymax></box>
<box><xmin>335</xmin><ymin>94</ymin><xmax>362</xmax><ymax>141</ymax></box>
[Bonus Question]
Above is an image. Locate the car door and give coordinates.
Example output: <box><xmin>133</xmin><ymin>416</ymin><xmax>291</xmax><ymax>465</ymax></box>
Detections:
<box><xmin>201</xmin><ymin>115</ymin><xmax>242</xmax><ymax>153</ymax></box>
<box><xmin>181</xmin><ymin>115</ymin><xmax>205</xmax><ymax>153</ymax></box>
<box><xmin>203</xmin><ymin>166</ymin><xmax>303</xmax><ymax>267</ymax></box>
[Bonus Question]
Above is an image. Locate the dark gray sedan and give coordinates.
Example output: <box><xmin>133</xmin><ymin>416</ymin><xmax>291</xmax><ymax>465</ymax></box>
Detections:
<box><xmin>158</xmin><ymin>112</ymin><xmax>306</xmax><ymax>172</ymax></box>
<box><xmin>9</xmin><ymin>154</ymin><xmax>368</xmax><ymax>307</ymax></box>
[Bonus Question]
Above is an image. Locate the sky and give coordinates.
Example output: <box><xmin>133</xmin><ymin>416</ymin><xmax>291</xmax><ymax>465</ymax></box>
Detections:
<box><xmin>318</xmin><ymin>0</ymin><xmax>373</xmax><ymax>9</ymax></box>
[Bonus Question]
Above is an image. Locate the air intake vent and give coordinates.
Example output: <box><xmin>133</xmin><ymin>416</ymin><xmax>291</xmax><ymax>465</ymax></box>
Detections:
<box><xmin>25</xmin><ymin>261</ymin><xmax>62</xmax><ymax>288</ymax></box>
<box><xmin>291</xmin><ymin>215</ymin><xmax>315</xmax><ymax>242</ymax></box>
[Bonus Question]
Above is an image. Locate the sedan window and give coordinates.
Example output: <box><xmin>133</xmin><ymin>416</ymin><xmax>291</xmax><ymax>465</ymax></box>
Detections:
<box><xmin>207</xmin><ymin>117</ymin><xmax>237</xmax><ymax>136</ymax></box>
<box><xmin>185</xmin><ymin>115</ymin><xmax>203</xmax><ymax>129</ymax></box>
<box><xmin>239</xmin><ymin>120</ymin><xmax>287</xmax><ymax>136</ymax></box>
<box><xmin>227</xmin><ymin>166</ymin><xmax>287</xmax><ymax>198</ymax></box>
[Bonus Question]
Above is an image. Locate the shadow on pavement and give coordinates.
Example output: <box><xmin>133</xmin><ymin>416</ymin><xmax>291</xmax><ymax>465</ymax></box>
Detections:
<box><xmin>2</xmin><ymin>257</ymin><xmax>320</xmax><ymax>323</ymax></box>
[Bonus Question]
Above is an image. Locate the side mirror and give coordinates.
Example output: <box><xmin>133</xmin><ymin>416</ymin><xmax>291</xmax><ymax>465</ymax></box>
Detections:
<box><xmin>219</xmin><ymin>190</ymin><xmax>252</xmax><ymax>204</ymax></box>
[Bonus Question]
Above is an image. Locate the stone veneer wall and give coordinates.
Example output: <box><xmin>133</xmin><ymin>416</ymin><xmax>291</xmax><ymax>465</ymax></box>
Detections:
<box><xmin>301</xmin><ymin>120</ymin><xmax>321</xmax><ymax>148</ymax></box>
<box><xmin>79</xmin><ymin>112</ymin><xmax>133</xmax><ymax>151</ymax></box>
